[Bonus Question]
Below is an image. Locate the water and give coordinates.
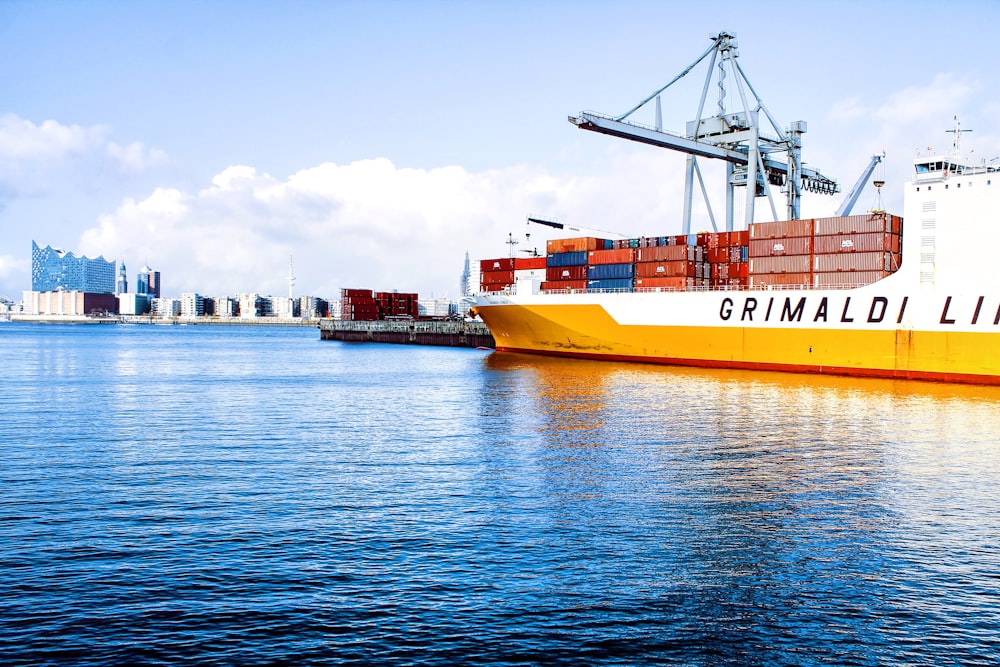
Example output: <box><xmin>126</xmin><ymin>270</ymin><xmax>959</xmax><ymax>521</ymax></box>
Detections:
<box><xmin>1</xmin><ymin>322</ymin><xmax>999</xmax><ymax>666</ymax></box>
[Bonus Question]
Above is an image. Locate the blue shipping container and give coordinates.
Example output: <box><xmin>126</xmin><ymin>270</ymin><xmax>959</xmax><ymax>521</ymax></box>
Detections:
<box><xmin>587</xmin><ymin>278</ymin><xmax>634</xmax><ymax>291</ymax></box>
<box><xmin>546</xmin><ymin>251</ymin><xmax>588</xmax><ymax>267</ymax></box>
<box><xmin>588</xmin><ymin>262</ymin><xmax>635</xmax><ymax>280</ymax></box>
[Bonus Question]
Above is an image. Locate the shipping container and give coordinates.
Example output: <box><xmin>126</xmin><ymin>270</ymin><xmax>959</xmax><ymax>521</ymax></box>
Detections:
<box><xmin>546</xmin><ymin>237</ymin><xmax>608</xmax><ymax>254</ymax></box>
<box><xmin>546</xmin><ymin>250</ymin><xmax>589</xmax><ymax>267</ymax></box>
<box><xmin>588</xmin><ymin>263</ymin><xmax>635</xmax><ymax>280</ymax></box>
<box><xmin>637</xmin><ymin>245</ymin><xmax>695</xmax><ymax>263</ymax></box>
<box><xmin>706</xmin><ymin>247</ymin><xmax>729</xmax><ymax>264</ymax></box>
<box><xmin>749</xmin><ymin>236</ymin><xmax>813</xmax><ymax>257</ymax></box>
<box><xmin>813</xmin><ymin>251</ymin><xmax>898</xmax><ymax>273</ymax></box>
<box><xmin>635</xmin><ymin>260</ymin><xmax>697</xmax><ymax>278</ymax></box>
<box><xmin>711</xmin><ymin>262</ymin><xmax>748</xmax><ymax>281</ymax></box>
<box><xmin>480</xmin><ymin>257</ymin><xmax>515</xmax><ymax>272</ymax></box>
<box><xmin>813</xmin><ymin>270</ymin><xmax>893</xmax><ymax>288</ymax></box>
<box><xmin>540</xmin><ymin>279</ymin><xmax>588</xmax><ymax>291</ymax></box>
<box><xmin>341</xmin><ymin>288</ymin><xmax>373</xmax><ymax>299</ymax></box>
<box><xmin>545</xmin><ymin>265</ymin><xmax>588</xmax><ymax>281</ymax></box>
<box><xmin>732</xmin><ymin>230</ymin><xmax>751</xmax><ymax>246</ymax></box>
<box><xmin>813</xmin><ymin>213</ymin><xmax>902</xmax><ymax>236</ymax></box>
<box><xmin>588</xmin><ymin>247</ymin><xmax>637</xmax><ymax>265</ymax></box>
<box><xmin>514</xmin><ymin>256</ymin><xmax>547</xmax><ymax>270</ymax></box>
<box><xmin>749</xmin><ymin>218</ymin><xmax>814</xmax><ymax>239</ymax></box>
<box><xmin>634</xmin><ymin>276</ymin><xmax>695</xmax><ymax>289</ymax></box>
<box><xmin>480</xmin><ymin>269</ymin><xmax>516</xmax><ymax>285</ymax></box>
<box><xmin>813</xmin><ymin>232</ymin><xmax>901</xmax><ymax>254</ymax></box>
<box><xmin>588</xmin><ymin>278</ymin><xmax>633</xmax><ymax>291</ymax></box>
<box><xmin>748</xmin><ymin>272</ymin><xmax>813</xmax><ymax>287</ymax></box>
<box><xmin>749</xmin><ymin>255</ymin><xmax>813</xmax><ymax>274</ymax></box>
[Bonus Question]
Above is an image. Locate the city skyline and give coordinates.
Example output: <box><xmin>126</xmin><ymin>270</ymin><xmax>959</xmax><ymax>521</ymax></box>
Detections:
<box><xmin>3</xmin><ymin>1</ymin><xmax>1000</xmax><ymax>301</ymax></box>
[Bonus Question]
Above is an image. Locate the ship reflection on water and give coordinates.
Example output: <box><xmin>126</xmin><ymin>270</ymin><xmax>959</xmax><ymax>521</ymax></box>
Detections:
<box><xmin>478</xmin><ymin>350</ymin><xmax>1000</xmax><ymax>664</ymax></box>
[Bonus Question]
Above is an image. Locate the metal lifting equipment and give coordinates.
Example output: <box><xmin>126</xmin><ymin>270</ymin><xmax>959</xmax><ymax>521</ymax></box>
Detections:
<box><xmin>568</xmin><ymin>31</ymin><xmax>840</xmax><ymax>233</ymax></box>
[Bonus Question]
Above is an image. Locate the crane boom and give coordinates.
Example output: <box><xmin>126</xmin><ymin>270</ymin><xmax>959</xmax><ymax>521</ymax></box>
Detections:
<box><xmin>835</xmin><ymin>153</ymin><xmax>884</xmax><ymax>216</ymax></box>
<box><xmin>569</xmin><ymin>31</ymin><xmax>840</xmax><ymax>231</ymax></box>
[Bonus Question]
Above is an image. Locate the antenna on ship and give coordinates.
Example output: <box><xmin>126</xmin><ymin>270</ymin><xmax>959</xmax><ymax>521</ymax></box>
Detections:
<box><xmin>946</xmin><ymin>116</ymin><xmax>971</xmax><ymax>156</ymax></box>
<box><xmin>506</xmin><ymin>232</ymin><xmax>519</xmax><ymax>258</ymax></box>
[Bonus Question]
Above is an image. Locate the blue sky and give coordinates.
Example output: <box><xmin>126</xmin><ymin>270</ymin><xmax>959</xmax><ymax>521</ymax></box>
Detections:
<box><xmin>2</xmin><ymin>0</ymin><xmax>1000</xmax><ymax>301</ymax></box>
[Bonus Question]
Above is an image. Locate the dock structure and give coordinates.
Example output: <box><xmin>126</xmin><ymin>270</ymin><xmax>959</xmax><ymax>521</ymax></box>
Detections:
<box><xmin>319</xmin><ymin>319</ymin><xmax>495</xmax><ymax>348</ymax></box>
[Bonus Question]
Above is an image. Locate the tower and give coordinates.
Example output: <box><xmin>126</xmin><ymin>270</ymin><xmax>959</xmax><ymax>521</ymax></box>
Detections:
<box><xmin>117</xmin><ymin>262</ymin><xmax>127</xmax><ymax>295</ymax></box>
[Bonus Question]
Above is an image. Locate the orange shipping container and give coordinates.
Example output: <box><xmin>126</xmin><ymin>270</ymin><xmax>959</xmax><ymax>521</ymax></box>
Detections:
<box><xmin>750</xmin><ymin>219</ymin><xmax>814</xmax><ymax>239</ymax></box>
<box><xmin>637</xmin><ymin>245</ymin><xmax>696</xmax><ymax>262</ymax></box>
<box><xmin>588</xmin><ymin>247</ymin><xmax>637</xmax><ymax>265</ymax></box>
<box><xmin>813</xmin><ymin>251</ymin><xmax>898</xmax><ymax>273</ymax></box>
<box><xmin>635</xmin><ymin>260</ymin><xmax>697</xmax><ymax>278</ymax></box>
<box><xmin>514</xmin><ymin>256</ymin><xmax>547</xmax><ymax>270</ymax></box>
<box><xmin>546</xmin><ymin>237</ymin><xmax>607</xmax><ymax>254</ymax></box>
<box><xmin>813</xmin><ymin>213</ymin><xmax>901</xmax><ymax>236</ymax></box>
<box><xmin>813</xmin><ymin>232</ymin><xmax>900</xmax><ymax>254</ymax></box>
<box><xmin>749</xmin><ymin>272</ymin><xmax>813</xmax><ymax>287</ymax></box>
<box><xmin>749</xmin><ymin>255</ymin><xmax>812</xmax><ymax>274</ymax></box>
<box><xmin>749</xmin><ymin>236</ymin><xmax>813</xmax><ymax>257</ymax></box>
<box><xmin>813</xmin><ymin>270</ymin><xmax>893</xmax><ymax>288</ymax></box>
<box><xmin>634</xmin><ymin>276</ymin><xmax>694</xmax><ymax>289</ymax></box>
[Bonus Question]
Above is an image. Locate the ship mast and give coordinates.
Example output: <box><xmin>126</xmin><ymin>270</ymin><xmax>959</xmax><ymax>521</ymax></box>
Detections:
<box><xmin>569</xmin><ymin>31</ymin><xmax>840</xmax><ymax>232</ymax></box>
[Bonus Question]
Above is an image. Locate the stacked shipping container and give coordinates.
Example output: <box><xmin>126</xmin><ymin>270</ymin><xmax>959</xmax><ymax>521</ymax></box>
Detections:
<box><xmin>480</xmin><ymin>257</ymin><xmax>547</xmax><ymax>292</ymax></box>
<box><xmin>341</xmin><ymin>288</ymin><xmax>420</xmax><ymax>321</ymax></box>
<box><xmin>477</xmin><ymin>212</ymin><xmax>901</xmax><ymax>295</ymax></box>
<box><xmin>748</xmin><ymin>212</ymin><xmax>902</xmax><ymax>288</ymax></box>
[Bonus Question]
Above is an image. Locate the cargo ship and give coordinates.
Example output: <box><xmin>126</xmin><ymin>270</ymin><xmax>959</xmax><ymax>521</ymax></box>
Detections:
<box><xmin>473</xmin><ymin>34</ymin><xmax>1000</xmax><ymax>385</ymax></box>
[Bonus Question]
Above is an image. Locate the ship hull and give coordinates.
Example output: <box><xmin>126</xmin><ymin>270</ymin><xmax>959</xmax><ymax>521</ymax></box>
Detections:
<box><xmin>475</xmin><ymin>286</ymin><xmax>1000</xmax><ymax>385</ymax></box>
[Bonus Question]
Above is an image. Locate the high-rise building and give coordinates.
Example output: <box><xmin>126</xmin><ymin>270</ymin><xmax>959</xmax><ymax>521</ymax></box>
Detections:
<box><xmin>461</xmin><ymin>251</ymin><xmax>471</xmax><ymax>297</ymax></box>
<box><xmin>136</xmin><ymin>265</ymin><xmax>161</xmax><ymax>298</ymax></box>
<box><xmin>31</xmin><ymin>241</ymin><xmax>115</xmax><ymax>294</ymax></box>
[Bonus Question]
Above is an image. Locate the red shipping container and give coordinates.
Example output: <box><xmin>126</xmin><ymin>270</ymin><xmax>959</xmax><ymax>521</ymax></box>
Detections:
<box><xmin>749</xmin><ymin>236</ymin><xmax>813</xmax><ymax>257</ymax></box>
<box><xmin>813</xmin><ymin>270</ymin><xmax>893</xmax><ymax>288</ymax></box>
<box><xmin>635</xmin><ymin>260</ymin><xmax>696</xmax><ymax>278</ymax></box>
<box><xmin>813</xmin><ymin>232</ymin><xmax>900</xmax><ymax>254</ymax></box>
<box><xmin>749</xmin><ymin>273</ymin><xmax>812</xmax><ymax>287</ymax></box>
<box><xmin>481</xmin><ymin>269</ymin><xmax>516</xmax><ymax>285</ymax></box>
<box><xmin>541</xmin><ymin>279</ymin><xmax>588</xmax><ymax>291</ymax></box>
<box><xmin>546</xmin><ymin>265</ymin><xmax>588</xmax><ymax>281</ymax></box>
<box><xmin>480</xmin><ymin>257</ymin><xmax>515</xmax><ymax>272</ymax></box>
<box><xmin>750</xmin><ymin>219</ymin><xmax>814</xmax><ymax>239</ymax></box>
<box><xmin>588</xmin><ymin>247</ymin><xmax>637</xmax><ymax>265</ymax></box>
<box><xmin>514</xmin><ymin>256</ymin><xmax>546</xmax><ymax>270</ymax></box>
<box><xmin>749</xmin><ymin>255</ymin><xmax>812</xmax><ymax>274</ymax></box>
<box><xmin>706</xmin><ymin>247</ymin><xmax>729</xmax><ymax>264</ymax></box>
<box><xmin>634</xmin><ymin>276</ymin><xmax>694</xmax><ymax>289</ymax></box>
<box><xmin>341</xmin><ymin>288</ymin><xmax>373</xmax><ymax>299</ymax></box>
<box><xmin>638</xmin><ymin>245</ymin><xmax>695</xmax><ymax>263</ymax></box>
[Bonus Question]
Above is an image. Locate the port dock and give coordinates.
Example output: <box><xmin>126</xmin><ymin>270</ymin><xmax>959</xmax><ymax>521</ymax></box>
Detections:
<box><xmin>319</xmin><ymin>319</ymin><xmax>495</xmax><ymax>348</ymax></box>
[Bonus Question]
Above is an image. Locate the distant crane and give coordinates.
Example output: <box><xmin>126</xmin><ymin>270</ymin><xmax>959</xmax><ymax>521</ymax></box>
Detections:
<box><xmin>526</xmin><ymin>216</ymin><xmax>630</xmax><ymax>239</ymax></box>
<box><xmin>836</xmin><ymin>153</ymin><xmax>885</xmax><ymax>216</ymax></box>
<box><xmin>569</xmin><ymin>31</ymin><xmax>840</xmax><ymax>233</ymax></box>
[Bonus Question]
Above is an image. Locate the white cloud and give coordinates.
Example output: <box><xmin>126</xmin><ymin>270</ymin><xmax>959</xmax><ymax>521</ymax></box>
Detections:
<box><xmin>106</xmin><ymin>141</ymin><xmax>169</xmax><ymax>171</ymax></box>
<box><xmin>76</xmin><ymin>152</ymin><xmax>689</xmax><ymax>301</ymax></box>
<box><xmin>0</xmin><ymin>113</ymin><xmax>108</xmax><ymax>161</ymax></box>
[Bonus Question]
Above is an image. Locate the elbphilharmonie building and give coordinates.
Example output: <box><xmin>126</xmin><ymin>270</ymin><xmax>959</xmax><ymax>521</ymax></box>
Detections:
<box><xmin>31</xmin><ymin>241</ymin><xmax>116</xmax><ymax>294</ymax></box>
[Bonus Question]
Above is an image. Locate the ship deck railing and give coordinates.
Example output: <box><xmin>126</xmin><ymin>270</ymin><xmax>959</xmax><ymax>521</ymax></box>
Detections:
<box><xmin>481</xmin><ymin>282</ymin><xmax>884</xmax><ymax>297</ymax></box>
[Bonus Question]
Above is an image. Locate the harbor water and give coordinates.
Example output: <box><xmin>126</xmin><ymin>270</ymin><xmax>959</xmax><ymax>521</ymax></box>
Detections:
<box><xmin>1</xmin><ymin>322</ymin><xmax>999</xmax><ymax>666</ymax></box>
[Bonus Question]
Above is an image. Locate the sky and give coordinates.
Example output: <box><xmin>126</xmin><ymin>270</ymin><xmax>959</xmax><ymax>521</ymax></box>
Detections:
<box><xmin>3</xmin><ymin>0</ymin><xmax>1000</xmax><ymax>302</ymax></box>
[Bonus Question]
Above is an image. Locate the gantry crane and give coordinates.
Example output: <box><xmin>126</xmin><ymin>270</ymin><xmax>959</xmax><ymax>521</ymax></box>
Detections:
<box><xmin>568</xmin><ymin>31</ymin><xmax>840</xmax><ymax>233</ymax></box>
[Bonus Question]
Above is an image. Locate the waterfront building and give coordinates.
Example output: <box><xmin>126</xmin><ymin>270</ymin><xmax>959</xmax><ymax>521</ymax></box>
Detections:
<box><xmin>215</xmin><ymin>296</ymin><xmax>236</xmax><ymax>318</ymax></box>
<box><xmin>31</xmin><ymin>241</ymin><xmax>115</xmax><ymax>294</ymax></box>
<box><xmin>270</xmin><ymin>296</ymin><xmax>298</xmax><ymax>319</ymax></box>
<box><xmin>418</xmin><ymin>297</ymin><xmax>456</xmax><ymax>318</ymax></box>
<box><xmin>21</xmin><ymin>290</ymin><xmax>117</xmax><ymax>316</ymax></box>
<box><xmin>238</xmin><ymin>293</ymin><xmax>263</xmax><ymax>318</ymax></box>
<box><xmin>152</xmin><ymin>297</ymin><xmax>180</xmax><ymax>318</ymax></box>
<box><xmin>118</xmin><ymin>293</ymin><xmax>151</xmax><ymax>315</ymax></box>
<box><xmin>180</xmin><ymin>292</ymin><xmax>204</xmax><ymax>318</ymax></box>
